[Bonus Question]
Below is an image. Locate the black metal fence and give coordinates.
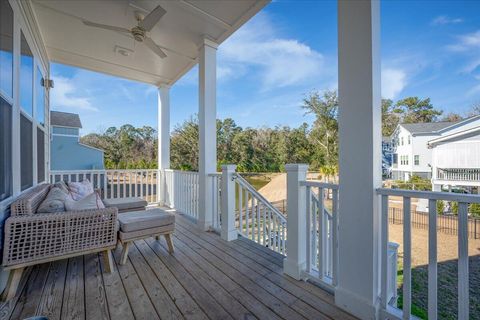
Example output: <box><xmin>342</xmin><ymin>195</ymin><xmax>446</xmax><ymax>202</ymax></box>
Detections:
<box><xmin>389</xmin><ymin>207</ymin><xmax>480</xmax><ymax>239</ymax></box>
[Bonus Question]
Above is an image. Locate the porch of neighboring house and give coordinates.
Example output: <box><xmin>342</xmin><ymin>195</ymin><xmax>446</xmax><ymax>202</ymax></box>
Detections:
<box><xmin>0</xmin><ymin>213</ymin><xmax>355</xmax><ymax>320</ymax></box>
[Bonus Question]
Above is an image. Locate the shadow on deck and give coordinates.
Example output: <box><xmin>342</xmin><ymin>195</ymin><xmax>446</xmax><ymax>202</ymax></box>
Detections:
<box><xmin>0</xmin><ymin>212</ymin><xmax>356</xmax><ymax>320</ymax></box>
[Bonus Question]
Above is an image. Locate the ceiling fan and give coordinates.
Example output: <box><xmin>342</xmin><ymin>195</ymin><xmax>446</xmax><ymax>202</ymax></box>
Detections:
<box><xmin>82</xmin><ymin>5</ymin><xmax>167</xmax><ymax>58</ymax></box>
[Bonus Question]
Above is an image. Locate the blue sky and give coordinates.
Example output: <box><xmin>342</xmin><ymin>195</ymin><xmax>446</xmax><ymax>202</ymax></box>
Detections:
<box><xmin>50</xmin><ymin>0</ymin><xmax>480</xmax><ymax>135</ymax></box>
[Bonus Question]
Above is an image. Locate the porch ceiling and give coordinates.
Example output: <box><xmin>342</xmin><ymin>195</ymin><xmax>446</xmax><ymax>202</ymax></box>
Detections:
<box><xmin>31</xmin><ymin>0</ymin><xmax>269</xmax><ymax>86</ymax></box>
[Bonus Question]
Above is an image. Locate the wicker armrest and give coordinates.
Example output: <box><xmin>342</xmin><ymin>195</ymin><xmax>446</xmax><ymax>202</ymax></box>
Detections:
<box><xmin>2</xmin><ymin>208</ymin><xmax>118</xmax><ymax>268</ymax></box>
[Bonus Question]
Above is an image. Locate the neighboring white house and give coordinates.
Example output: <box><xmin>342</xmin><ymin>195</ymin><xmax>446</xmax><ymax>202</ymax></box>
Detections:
<box><xmin>429</xmin><ymin>124</ymin><xmax>480</xmax><ymax>193</ymax></box>
<box><xmin>390</xmin><ymin>116</ymin><xmax>480</xmax><ymax>181</ymax></box>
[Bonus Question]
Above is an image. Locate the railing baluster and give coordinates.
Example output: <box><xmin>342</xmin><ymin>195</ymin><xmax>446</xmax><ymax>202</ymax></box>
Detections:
<box><xmin>238</xmin><ymin>185</ymin><xmax>243</xmax><ymax>234</ymax></box>
<box><xmin>403</xmin><ymin>196</ymin><xmax>412</xmax><ymax>319</ymax></box>
<box><xmin>332</xmin><ymin>188</ymin><xmax>338</xmax><ymax>286</ymax></box>
<box><xmin>257</xmin><ymin>201</ymin><xmax>261</xmax><ymax>244</ymax></box>
<box><xmin>318</xmin><ymin>187</ymin><xmax>324</xmax><ymax>279</ymax></box>
<box><xmin>306</xmin><ymin>186</ymin><xmax>312</xmax><ymax>273</ymax></box>
<box><xmin>381</xmin><ymin>194</ymin><xmax>389</xmax><ymax>310</ymax></box>
<box><xmin>428</xmin><ymin>199</ymin><xmax>438</xmax><ymax>320</ymax></box>
<box><xmin>262</xmin><ymin>205</ymin><xmax>267</xmax><ymax>246</ymax></box>
<box><xmin>245</xmin><ymin>191</ymin><xmax>250</xmax><ymax>239</ymax></box>
<box><xmin>458</xmin><ymin>202</ymin><xmax>469</xmax><ymax>320</ymax></box>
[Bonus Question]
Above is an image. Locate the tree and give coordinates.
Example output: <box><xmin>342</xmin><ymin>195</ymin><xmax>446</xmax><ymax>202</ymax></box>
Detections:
<box><xmin>382</xmin><ymin>98</ymin><xmax>401</xmax><ymax>136</ymax></box>
<box><xmin>395</xmin><ymin>97</ymin><xmax>442</xmax><ymax>123</ymax></box>
<box><xmin>302</xmin><ymin>90</ymin><xmax>338</xmax><ymax>168</ymax></box>
<box><xmin>441</xmin><ymin>112</ymin><xmax>463</xmax><ymax>122</ymax></box>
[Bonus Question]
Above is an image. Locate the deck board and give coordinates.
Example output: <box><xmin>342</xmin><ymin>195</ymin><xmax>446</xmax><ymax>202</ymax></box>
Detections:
<box><xmin>0</xmin><ymin>211</ymin><xmax>356</xmax><ymax>320</ymax></box>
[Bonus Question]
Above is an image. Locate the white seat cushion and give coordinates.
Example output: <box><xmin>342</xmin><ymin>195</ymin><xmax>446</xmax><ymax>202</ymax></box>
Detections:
<box><xmin>118</xmin><ymin>209</ymin><xmax>175</xmax><ymax>232</ymax></box>
<box><xmin>103</xmin><ymin>197</ymin><xmax>148</xmax><ymax>211</ymax></box>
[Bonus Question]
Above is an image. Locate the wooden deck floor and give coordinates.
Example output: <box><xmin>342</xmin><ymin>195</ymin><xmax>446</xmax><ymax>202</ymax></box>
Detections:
<box><xmin>0</xmin><ymin>212</ymin><xmax>356</xmax><ymax>320</ymax></box>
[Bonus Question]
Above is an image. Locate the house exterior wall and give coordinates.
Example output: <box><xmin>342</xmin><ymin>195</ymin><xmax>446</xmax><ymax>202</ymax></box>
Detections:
<box><xmin>433</xmin><ymin>134</ymin><xmax>480</xmax><ymax>169</ymax></box>
<box><xmin>51</xmin><ymin>134</ymin><xmax>104</xmax><ymax>170</ymax></box>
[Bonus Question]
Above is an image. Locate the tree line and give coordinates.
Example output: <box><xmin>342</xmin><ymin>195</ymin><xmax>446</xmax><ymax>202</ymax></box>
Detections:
<box><xmin>81</xmin><ymin>90</ymin><xmax>478</xmax><ymax>172</ymax></box>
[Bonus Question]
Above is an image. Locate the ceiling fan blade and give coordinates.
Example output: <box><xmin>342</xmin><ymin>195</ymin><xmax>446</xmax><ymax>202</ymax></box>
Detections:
<box><xmin>139</xmin><ymin>5</ymin><xmax>166</xmax><ymax>31</ymax></box>
<box><xmin>144</xmin><ymin>37</ymin><xmax>167</xmax><ymax>58</ymax></box>
<box><xmin>82</xmin><ymin>20</ymin><xmax>130</xmax><ymax>33</ymax></box>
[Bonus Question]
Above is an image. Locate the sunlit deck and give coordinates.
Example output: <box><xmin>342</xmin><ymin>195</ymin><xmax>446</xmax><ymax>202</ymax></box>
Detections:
<box><xmin>0</xmin><ymin>212</ymin><xmax>355</xmax><ymax>320</ymax></box>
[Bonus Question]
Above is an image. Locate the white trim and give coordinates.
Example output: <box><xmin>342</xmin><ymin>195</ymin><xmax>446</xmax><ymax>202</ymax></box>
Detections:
<box><xmin>428</xmin><ymin>126</ymin><xmax>480</xmax><ymax>147</ymax></box>
<box><xmin>51</xmin><ymin>124</ymin><xmax>81</xmax><ymax>129</ymax></box>
<box><xmin>78</xmin><ymin>142</ymin><xmax>105</xmax><ymax>153</ymax></box>
<box><xmin>52</xmin><ymin>133</ymin><xmax>79</xmax><ymax>138</ymax></box>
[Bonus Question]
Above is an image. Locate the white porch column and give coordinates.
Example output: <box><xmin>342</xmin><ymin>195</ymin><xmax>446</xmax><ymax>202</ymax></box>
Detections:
<box><xmin>221</xmin><ymin>165</ymin><xmax>237</xmax><ymax>241</ymax></box>
<box><xmin>336</xmin><ymin>1</ymin><xmax>382</xmax><ymax>319</ymax></box>
<box><xmin>198</xmin><ymin>39</ymin><xmax>217</xmax><ymax>230</ymax></box>
<box><xmin>157</xmin><ymin>85</ymin><xmax>170</xmax><ymax>204</ymax></box>
<box><xmin>283</xmin><ymin>164</ymin><xmax>308</xmax><ymax>280</ymax></box>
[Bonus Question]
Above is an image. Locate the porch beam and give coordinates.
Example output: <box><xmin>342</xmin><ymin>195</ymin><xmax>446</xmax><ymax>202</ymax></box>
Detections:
<box><xmin>198</xmin><ymin>38</ymin><xmax>218</xmax><ymax>230</ymax></box>
<box><xmin>335</xmin><ymin>1</ymin><xmax>382</xmax><ymax>319</ymax></box>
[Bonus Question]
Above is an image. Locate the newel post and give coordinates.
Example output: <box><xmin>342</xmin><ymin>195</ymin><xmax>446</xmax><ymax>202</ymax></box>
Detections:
<box><xmin>221</xmin><ymin>165</ymin><xmax>237</xmax><ymax>241</ymax></box>
<box><xmin>283</xmin><ymin>164</ymin><xmax>308</xmax><ymax>280</ymax></box>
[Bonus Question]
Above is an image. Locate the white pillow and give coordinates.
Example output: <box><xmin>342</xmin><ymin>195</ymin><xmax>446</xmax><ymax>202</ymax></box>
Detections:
<box><xmin>37</xmin><ymin>187</ymin><xmax>71</xmax><ymax>213</ymax></box>
<box><xmin>65</xmin><ymin>192</ymin><xmax>105</xmax><ymax>211</ymax></box>
<box><xmin>68</xmin><ymin>179</ymin><xmax>94</xmax><ymax>201</ymax></box>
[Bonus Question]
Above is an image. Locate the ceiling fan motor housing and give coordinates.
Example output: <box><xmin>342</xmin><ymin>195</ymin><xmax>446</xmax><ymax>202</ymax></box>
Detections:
<box><xmin>131</xmin><ymin>26</ymin><xmax>146</xmax><ymax>42</ymax></box>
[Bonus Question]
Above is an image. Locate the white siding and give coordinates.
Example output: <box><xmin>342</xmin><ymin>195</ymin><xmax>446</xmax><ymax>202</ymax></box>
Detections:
<box><xmin>434</xmin><ymin>135</ymin><xmax>480</xmax><ymax>169</ymax></box>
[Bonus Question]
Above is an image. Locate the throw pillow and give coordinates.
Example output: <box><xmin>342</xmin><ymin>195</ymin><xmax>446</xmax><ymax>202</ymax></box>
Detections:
<box><xmin>65</xmin><ymin>192</ymin><xmax>105</xmax><ymax>211</ymax></box>
<box><xmin>53</xmin><ymin>180</ymin><xmax>70</xmax><ymax>194</ymax></box>
<box><xmin>68</xmin><ymin>179</ymin><xmax>94</xmax><ymax>201</ymax></box>
<box><xmin>37</xmin><ymin>187</ymin><xmax>71</xmax><ymax>213</ymax></box>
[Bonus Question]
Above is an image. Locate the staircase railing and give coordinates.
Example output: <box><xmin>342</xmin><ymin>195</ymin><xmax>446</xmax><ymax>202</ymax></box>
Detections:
<box><xmin>234</xmin><ymin>173</ymin><xmax>287</xmax><ymax>255</ymax></box>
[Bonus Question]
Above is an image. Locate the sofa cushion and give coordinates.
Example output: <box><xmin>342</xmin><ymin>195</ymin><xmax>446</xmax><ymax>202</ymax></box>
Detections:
<box><xmin>68</xmin><ymin>179</ymin><xmax>94</xmax><ymax>201</ymax></box>
<box><xmin>65</xmin><ymin>192</ymin><xmax>105</xmax><ymax>211</ymax></box>
<box><xmin>118</xmin><ymin>209</ymin><xmax>175</xmax><ymax>232</ymax></box>
<box><xmin>37</xmin><ymin>187</ymin><xmax>71</xmax><ymax>213</ymax></box>
<box><xmin>103</xmin><ymin>197</ymin><xmax>148</xmax><ymax>211</ymax></box>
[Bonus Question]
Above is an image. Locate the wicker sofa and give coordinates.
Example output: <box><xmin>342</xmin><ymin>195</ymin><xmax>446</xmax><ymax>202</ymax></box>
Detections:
<box><xmin>2</xmin><ymin>183</ymin><xmax>118</xmax><ymax>301</ymax></box>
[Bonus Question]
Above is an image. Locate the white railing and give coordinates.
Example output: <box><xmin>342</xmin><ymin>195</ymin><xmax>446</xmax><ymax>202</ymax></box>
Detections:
<box><xmin>301</xmin><ymin>181</ymin><xmax>338</xmax><ymax>288</ymax></box>
<box><xmin>234</xmin><ymin>174</ymin><xmax>287</xmax><ymax>255</ymax></box>
<box><xmin>209</xmin><ymin>173</ymin><xmax>222</xmax><ymax>231</ymax></box>
<box><xmin>436</xmin><ymin>168</ymin><xmax>480</xmax><ymax>182</ymax></box>
<box><xmin>377</xmin><ymin>188</ymin><xmax>480</xmax><ymax>320</ymax></box>
<box><xmin>162</xmin><ymin>169</ymin><xmax>199</xmax><ymax>219</ymax></box>
<box><xmin>50</xmin><ymin>169</ymin><xmax>159</xmax><ymax>203</ymax></box>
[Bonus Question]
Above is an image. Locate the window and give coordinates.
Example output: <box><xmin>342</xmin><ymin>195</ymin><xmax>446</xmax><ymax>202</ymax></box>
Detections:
<box><xmin>414</xmin><ymin>155</ymin><xmax>420</xmax><ymax>166</ymax></box>
<box><xmin>393</xmin><ymin>154</ymin><xmax>398</xmax><ymax>164</ymax></box>
<box><xmin>0</xmin><ymin>97</ymin><xmax>12</xmax><ymax>200</ymax></box>
<box><xmin>405</xmin><ymin>155</ymin><xmax>409</xmax><ymax>165</ymax></box>
<box><xmin>408</xmin><ymin>135</ymin><xmax>411</xmax><ymax>144</ymax></box>
<box><xmin>401</xmin><ymin>137</ymin><xmax>404</xmax><ymax>146</ymax></box>
<box><xmin>37</xmin><ymin>128</ymin><xmax>45</xmax><ymax>183</ymax></box>
<box><xmin>20</xmin><ymin>115</ymin><xmax>33</xmax><ymax>190</ymax></box>
<box><xmin>0</xmin><ymin>0</ymin><xmax>13</xmax><ymax>99</ymax></box>
<box><xmin>20</xmin><ymin>32</ymin><xmax>33</xmax><ymax>116</ymax></box>
<box><xmin>36</xmin><ymin>66</ymin><xmax>45</xmax><ymax>126</ymax></box>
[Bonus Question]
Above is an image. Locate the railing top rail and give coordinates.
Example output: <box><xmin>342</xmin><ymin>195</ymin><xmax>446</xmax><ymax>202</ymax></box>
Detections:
<box><xmin>377</xmin><ymin>188</ymin><xmax>480</xmax><ymax>203</ymax></box>
<box><xmin>300</xmin><ymin>180</ymin><xmax>339</xmax><ymax>190</ymax></box>
<box><xmin>208</xmin><ymin>173</ymin><xmax>221</xmax><ymax>177</ymax></box>
<box><xmin>234</xmin><ymin>173</ymin><xmax>286</xmax><ymax>223</ymax></box>
<box><xmin>163</xmin><ymin>169</ymin><xmax>199</xmax><ymax>174</ymax></box>
<box><xmin>50</xmin><ymin>169</ymin><xmax>158</xmax><ymax>173</ymax></box>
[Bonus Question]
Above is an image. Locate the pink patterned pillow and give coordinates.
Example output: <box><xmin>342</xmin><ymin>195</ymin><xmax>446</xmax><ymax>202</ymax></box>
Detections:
<box><xmin>68</xmin><ymin>179</ymin><xmax>94</xmax><ymax>201</ymax></box>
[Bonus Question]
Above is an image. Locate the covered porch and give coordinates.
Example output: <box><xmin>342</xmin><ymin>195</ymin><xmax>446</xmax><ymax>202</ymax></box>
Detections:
<box><xmin>2</xmin><ymin>0</ymin><xmax>479</xmax><ymax>319</ymax></box>
<box><xmin>0</xmin><ymin>213</ymin><xmax>355</xmax><ymax>320</ymax></box>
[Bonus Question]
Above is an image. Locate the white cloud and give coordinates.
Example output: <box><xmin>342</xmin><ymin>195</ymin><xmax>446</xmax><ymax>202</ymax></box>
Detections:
<box><xmin>448</xmin><ymin>30</ymin><xmax>480</xmax><ymax>52</ymax></box>
<box><xmin>431</xmin><ymin>15</ymin><xmax>463</xmax><ymax>26</ymax></box>
<box><xmin>218</xmin><ymin>14</ymin><xmax>325</xmax><ymax>90</ymax></box>
<box><xmin>50</xmin><ymin>76</ymin><xmax>98</xmax><ymax>111</ymax></box>
<box><xmin>381</xmin><ymin>68</ymin><xmax>407</xmax><ymax>99</ymax></box>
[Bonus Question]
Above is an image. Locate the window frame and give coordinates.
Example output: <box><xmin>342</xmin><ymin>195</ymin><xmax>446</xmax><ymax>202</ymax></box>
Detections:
<box><xmin>414</xmin><ymin>155</ymin><xmax>420</xmax><ymax>166</ymax></box>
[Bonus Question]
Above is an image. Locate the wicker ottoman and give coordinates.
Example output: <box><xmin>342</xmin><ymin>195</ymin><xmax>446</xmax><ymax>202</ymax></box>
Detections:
<box><xmin>118</xmin><ymin>209</ymin><xmax>175</xmax><ymax>264</ymax></box>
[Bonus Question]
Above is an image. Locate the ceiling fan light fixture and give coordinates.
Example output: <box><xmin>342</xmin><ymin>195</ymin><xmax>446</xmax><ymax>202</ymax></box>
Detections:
<box><xmin>114</xmin><ymin>45</ymin><xmax>134</xmax><ymax>57</ymax></box>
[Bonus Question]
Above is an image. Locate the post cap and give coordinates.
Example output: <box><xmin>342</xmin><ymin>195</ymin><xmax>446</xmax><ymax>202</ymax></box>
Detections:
<box><xmin>221</xmin><ymin>164</ymin><xmax>237</xmax><ymax>171</ymax></box>
<box><xmin>284</xmin><ymin>164</ymin><xmax>309</xmax><ymax>172</ymax></box>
